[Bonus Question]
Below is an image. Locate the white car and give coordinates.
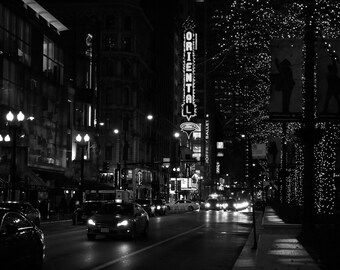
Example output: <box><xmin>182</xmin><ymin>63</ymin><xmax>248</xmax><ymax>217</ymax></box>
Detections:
<box><xmin>166</xmin><ymin>200</ymin><xmax>200</xmax><ymax>212</ymax></box>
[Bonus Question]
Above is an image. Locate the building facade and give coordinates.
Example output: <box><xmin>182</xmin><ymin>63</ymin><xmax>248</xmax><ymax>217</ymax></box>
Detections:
<box><xmin>0</xmin><ymin>0</ymin><xmax>70</xmax><ymax>208</ymax></box>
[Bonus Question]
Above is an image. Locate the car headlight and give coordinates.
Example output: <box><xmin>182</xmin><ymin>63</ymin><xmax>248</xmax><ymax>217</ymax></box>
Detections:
<box><xmin>87</xmin><ymin>219</ymin><xmax>96</xmax><ymax>226</ymax></box>
<box><xmin>157</xmin><ymin>206</ymin><xmax>161</xmax><ymax>210</ymax></box>
<box><xmin>205</xmin><ymin>203</ymin><xmax>211</xmax><ymax>208</ymax></box>
<box><xmin>117</xmin><ymin>220</ymin><xmax>129</xmax><ymax>227</ymax></box>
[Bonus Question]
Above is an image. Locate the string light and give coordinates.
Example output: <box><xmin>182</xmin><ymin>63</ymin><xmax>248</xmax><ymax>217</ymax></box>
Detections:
<box><xmin>212</xmin><ymin>0</ymin><xmax>340</xmax><ymax>214</ymax></box>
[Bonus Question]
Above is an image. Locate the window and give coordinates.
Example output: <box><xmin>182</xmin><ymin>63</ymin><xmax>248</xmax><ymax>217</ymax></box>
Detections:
<box><xmin>103</xmin><ymin>33</ymin><xmax>117</xmax><ymax>51</ymax></box>
<box><xmin>43</xmin><ymin>36</ymin><xmax>64</xmax><ymax>85</ymax></box>
<box><xmin>105</xmin><ymin>15</ymin><xmax>116</xmax><ymax>29</ymax></box>
<box><xmin>122</xmin><ymin>86</ymin><xmax>130</xmax><ymax>105</ymax></box>
<box><xmin>1</xmin><ymin>213</ymin><xmax>31</xmax><ymax>233</ymax></box>
<box><xmin>123</xmin><ymin>16</ymin><xmax>132</xmax><ymax>31</ymax></box>
<box><xmin>103</xmin><ymin>58</ymin><xmax>115</xmax><ymax>76</ymax></box>
<box><xmin>122</xmin><ymin>60</ymin><xmax>131</xmax><ymax>77</ymax></box>
<box><xmin>122</xmin><ymin>36</ymin><xmax>132</xmax><ymax>51</ymax></box>
<box><xmin>106</xmin><ymin>87</ymin><xmax>114</xmax><ymax>104</ymax></box>
<box><xmin>0</xmin><ymin>6</ymin><xmax>31</xmax><ymax>66</ymax></box>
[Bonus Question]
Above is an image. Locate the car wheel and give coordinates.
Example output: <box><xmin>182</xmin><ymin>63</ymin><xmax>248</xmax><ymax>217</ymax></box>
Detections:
<box><xmin>142</xmin><ymin>222</ymin><xmax>149</xmax><ymax>237</ymax></box>
<box><xmin>188</xmin><ymin>206</ymin><xmax>194</xmax><ymax>211</ymax></box>
<box><xmin>87</xmin><ymin>234</ymin><xmax>96</xmax><ymax>240</ymax></box>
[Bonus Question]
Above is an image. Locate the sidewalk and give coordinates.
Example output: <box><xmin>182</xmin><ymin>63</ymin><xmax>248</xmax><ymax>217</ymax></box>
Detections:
<box><xmin>233</xmin><ymin>207</ymin><xmax>320</xmax><ymax>270</ymax></box>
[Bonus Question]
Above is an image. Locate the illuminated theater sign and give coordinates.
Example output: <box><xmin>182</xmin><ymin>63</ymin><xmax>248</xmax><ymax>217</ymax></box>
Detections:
<box><xmin>181</xmin><ymin>18</ymin><xmax>198</xmax><ymax>138</ymax></box>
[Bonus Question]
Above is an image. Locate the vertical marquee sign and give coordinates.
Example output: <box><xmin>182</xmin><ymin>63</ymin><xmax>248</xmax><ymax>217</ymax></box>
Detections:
<box><xmin>180</xmin><ymin>17</ymin><xmax>199</xmax><ymax>138</ymax></box>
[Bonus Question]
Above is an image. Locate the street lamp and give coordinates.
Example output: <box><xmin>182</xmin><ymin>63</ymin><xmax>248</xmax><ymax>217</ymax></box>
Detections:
<box><xmin>173</xmin><ymin>167</ymin><xmax>180</xmax><ymax>201</ymax></box>
<box><xmin>76</xmin><ymin>133</ymin><xmax>90</xmax><ymax>204</ymax></box>
<box><xmin>6</xmin><ymin>110</ymin><xmax>25</xmax><ymax>201</ymax></box>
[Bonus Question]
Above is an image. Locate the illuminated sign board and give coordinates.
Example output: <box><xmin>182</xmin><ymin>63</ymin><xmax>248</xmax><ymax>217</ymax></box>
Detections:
<box><xmin>181</xmin><ymin>18</ymin><xmax>198</xmax><ymax>139</ymax></box>
<box><xmin>205</xmin><ymin>116</ymin><xmax>209</xmax><ymax>164</ymax></box>
<box><xmin>217</xmin><ymin>142</ymin><xmax>224</xmax><ymax>149</ymax></box>
<box><xmin>181</xmin><ymin>18</ymin><xmax>197</xmax><ymax>121</ymax></box>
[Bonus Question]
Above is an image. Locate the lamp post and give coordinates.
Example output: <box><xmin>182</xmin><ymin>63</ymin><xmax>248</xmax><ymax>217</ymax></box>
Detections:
<box><xmin>6</xmin><ymin>111</ymin><xmax>25</xmax><ymax>201</ymax></box>
<box><xmin>173</xmin><ymin>167</ymin><xmax>180</xmax><ymax>201</ymax></box>
<box><xmin>76</xmin><ymin>133</ymin><xmax>90</xmax><ymax>204</ymax></box>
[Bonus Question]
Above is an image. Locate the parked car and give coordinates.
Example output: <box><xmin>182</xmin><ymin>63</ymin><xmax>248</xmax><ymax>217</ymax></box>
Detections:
<box><xmin>135</xmin><ymin>199</ymin><xmax>156</xmax><ymax>217</ymax></box>
<box><xmin>166</xmin><ymin>200</ymin><xmax>200</xmax><ymax>212</ymax></box>
<box><xmin>86</xmin><ymin>202</ymin><xmax>149</xmax><ymax>240</ymax></box>
<box><xmin>0</xmin><ymin>208</ymin><xmax>45</xmax><ymax>270</ymax></box>
<box><xmin>0</xmin><ymin>201</ymin><xmax>41</xmax><ymax>226</ymax></box>
<box><xmin>72</xmin><ymin>200</ymin><xmax>105</xmax><ymax>225</ymax></box>
<box><xmin>152</xmin><ymin>199</ymin><xmax>167</xmax><ymax>216</ymax></box>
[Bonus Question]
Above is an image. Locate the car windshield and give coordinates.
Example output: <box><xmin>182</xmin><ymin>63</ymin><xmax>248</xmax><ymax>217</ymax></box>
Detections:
<box><xmin>97</xmin><ymin>204</ymin><xmax>133</xmax><ymax>215</ymax></box>
<box><xmin>152</xmin><ymin>200</ymin><xmax>163</xmax><ymax>204</ymax></box>
<box><xmin>226</xmin><ymin>199</ymin><xmax>236</xmax><ymax>204</ymax></box>
<box><xmin>207</xmin><ymin>199</ymin><xmax>217</xmax><ymax>204</ymax></box>
<box><xmin>0</xmin><ymin>203</ymin><xmax>19</xmax><ymax>210</ymax></box>
<box><xmin>135</xmin><ymin>200</ymin><xmax>150</xmax><ymax>205</ymax></box>
<box><xmin>83</xmin><ymin>202</ymin><xmax>102</xmax><ymax>211</ymax></box>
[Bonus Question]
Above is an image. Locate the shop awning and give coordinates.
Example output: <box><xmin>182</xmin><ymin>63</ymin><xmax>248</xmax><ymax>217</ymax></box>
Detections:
<box><xmin>32</xmin><ymin>169</ymin><xmax>78</xmax><ymax>189</ymax></box>
<box><xmin>0</xmin><ymin>177</ymin><xmax>7</xmax><ymax>187</ymax></box>
<box><xmin>23</xmin><ymin>169</ymin><xmax>48</xmax><ymax>190</ymax></box>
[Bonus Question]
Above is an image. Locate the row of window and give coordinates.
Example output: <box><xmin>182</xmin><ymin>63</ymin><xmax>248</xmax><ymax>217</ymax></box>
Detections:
<box><xmin>102</xmin><ymin>33</ymin><xmax>133</xmax><ymax>52</ymax></box>
<box><xmin>102</xmin><ymin>58</ymin><xmax>136</xmax><ymax>77</ymax></box>
<box><xmin>0</xmin><ymin>4</ymin><xmax>31</xmax><ymax>43</ymax></box>
<box><xmin>0</xmin><ymin>28</ymin><xmax>31</xmax><ymax>66</ymax></box>
<box><xmin>0</xmin><ymin>5</ymin><xmax>64</xmax><ymax>85</ymax></box>
<box><xmin>104</xmin><ymin>15</ymin><xmax>132</xmax><ymax>31</ymax></box>
<box><xmin>105</xmin><ymin>87</ymin><xmax>133</xmax><ymax>106</ymax></box>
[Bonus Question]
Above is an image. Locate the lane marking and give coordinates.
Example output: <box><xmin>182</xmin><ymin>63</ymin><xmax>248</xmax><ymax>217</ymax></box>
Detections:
<box><xmin>90</xmin><ymin>224</ymin><xmax>205</xmax><ymax>270</ymax></box>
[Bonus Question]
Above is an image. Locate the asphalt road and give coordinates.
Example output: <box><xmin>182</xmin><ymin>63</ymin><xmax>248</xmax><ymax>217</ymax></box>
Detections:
<box><xmin>41</xmin><ymin>209</ymin><xmax>255</xmax><ymax>270</ymax></box>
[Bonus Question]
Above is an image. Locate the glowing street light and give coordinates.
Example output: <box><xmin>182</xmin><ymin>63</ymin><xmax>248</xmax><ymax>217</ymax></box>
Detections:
<box><xmin>76</xmin><ymin>133</ymin><xmax>90</xmax><ymax>203</ymax></box>
<box><xmin>5</xmin><ymin>110</ymin><xmax>25</xmax><ymax>201</ymax></box>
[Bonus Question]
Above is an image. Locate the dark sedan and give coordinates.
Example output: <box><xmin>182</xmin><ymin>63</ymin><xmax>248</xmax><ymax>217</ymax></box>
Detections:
<box><xmin>152</xmin><ymin>199</ymin><xmax>167</xmax><ymax>216</ymax></box>
<box><xmin>72</xmin><ymin>200</ymin><xmax>105</xmax><ymax>225</ymax></box>
<box><xmin>0</xmin><ymin>208</ymin><xmax>45</xmax><ymax>270</ymax></box>
<box><xmin>135</xmin><ymin>199</ymin><xmax>156</xmax><ymax>216</ymax></box>
<box><xmin>0</xmin><ymin>201</ymin><xmax>41</xmax><ymax>227</ymax></box>
<box><xmin>86</xmin><ymin>202</ymin><xmax>149</xmax><ymax>240</ymax></box>
<box><xmin>204</xmin><ymin>198</ymin><xmax>221</xmax><ymax>210</ymax></box>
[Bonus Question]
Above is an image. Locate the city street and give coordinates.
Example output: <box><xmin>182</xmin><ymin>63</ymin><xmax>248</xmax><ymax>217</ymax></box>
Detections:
<box><xmin>41</xmin><ymin>210</ymin><xmax>255</xmax><ymax>270</ymax></box>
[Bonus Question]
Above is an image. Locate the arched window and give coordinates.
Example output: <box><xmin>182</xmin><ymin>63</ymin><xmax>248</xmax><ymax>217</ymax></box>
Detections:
<box><xmin>122</xmin><ymin>60</ymin><xmax>131</xmax><ymax>77</ymax></box>
<box><xmin>105</xmin><ymin>15</ymin><xmax>115</xmax><ymax>29</ymax></box>
<box><xmin>104</xmin><ymin>58</ymin><xmax>114</xmax><ymax>76</ymax></box>
<box><xmin>123</xmin><ymin>86</ymin><xmax>130</xmax><ymax>105</ymax></box>
<box><xmin>106</xmin><ymin>87</ymin><xmax>114</xmax><ymax>104</ymax></box>
<box><xmin>123</xmin><ymin>16</ymin><xmax>132</xmax><ymax>31</ymax></box>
